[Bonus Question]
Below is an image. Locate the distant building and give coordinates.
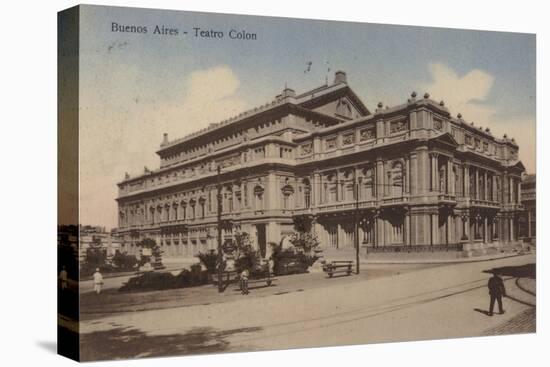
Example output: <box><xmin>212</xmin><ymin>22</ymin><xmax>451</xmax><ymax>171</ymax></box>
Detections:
<box><xmin>520</xmin><ymin>174</ymin><xmax>536</xmax><ymax>243</ymax></box>
<box><xmin>116</xmin><ymin>71</ymin><xmax>525</xmax><ymax>259</ymax></box>
<box><xmin>79</xmin><ymin>225</ymin><xmax>121</xmax><ymax>262</ymax></box>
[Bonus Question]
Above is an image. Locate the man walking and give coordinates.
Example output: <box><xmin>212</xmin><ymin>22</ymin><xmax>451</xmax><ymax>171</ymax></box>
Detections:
<box><xmin>488</xmin><ymin>271</ymin><xmax>506</xmax><ymax>316</ymax></box>
<box><xmin>93</xmin><ymin>268</ymin><xmax>104</xmax><ymax>295</ymax></box>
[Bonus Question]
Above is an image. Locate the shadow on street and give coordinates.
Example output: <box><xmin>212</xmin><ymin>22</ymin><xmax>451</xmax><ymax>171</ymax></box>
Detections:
<box><xmin>80</xmin><ymin>325</ymin><xmax>262</xmax><ymax>361</ymax></box>
<box><xmin>483</xmin><ymin>263</ymin><xmax>536</xmax><ymax>279</ymax></box>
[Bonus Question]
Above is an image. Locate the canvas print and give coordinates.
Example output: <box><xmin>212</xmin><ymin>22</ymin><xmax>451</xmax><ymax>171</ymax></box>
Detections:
<box><xmin>57</xmin><ymin>4</ymin><xmax>536</xmax><ymax>362</ymax></box>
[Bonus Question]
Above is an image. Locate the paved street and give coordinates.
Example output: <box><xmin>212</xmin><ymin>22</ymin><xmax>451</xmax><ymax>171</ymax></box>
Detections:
<box><xmin>79</xmin><ymin>254</ymin><xmax>536</xmax><ymax>361</ymax></box>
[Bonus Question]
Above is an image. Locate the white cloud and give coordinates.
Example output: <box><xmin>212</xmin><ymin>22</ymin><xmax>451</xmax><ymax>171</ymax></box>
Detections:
<box><xmin>78</xmin><ymin>65</ymin><xmax>248</xmax><ymax>229</ymax></box>
<box><xmin>421</xmin><ymin>62</ymin><xmax>535</xmax><ymax>173</ymax></box>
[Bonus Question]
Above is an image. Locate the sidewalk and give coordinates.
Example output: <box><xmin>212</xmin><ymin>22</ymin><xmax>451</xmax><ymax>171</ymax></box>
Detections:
<box><xmin>362</xmin><ymin>249</ymin><xmax>533</xmax><ymax>264</ymax></box>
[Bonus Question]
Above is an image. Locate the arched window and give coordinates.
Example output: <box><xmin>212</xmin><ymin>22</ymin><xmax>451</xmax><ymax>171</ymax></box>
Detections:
<box><xmin>282</xmin><ymin>184</ymin><xmax>295</xmax><ymax>210</ymax></box>
<box><xmin>302</xmin><ymin>179</ymin><xmax>311</xmax><ymax>208</ymax></box>
<box><xmin>164</xmin><ymin>204</ymin><xmax>170</xmax><ymax>221</ymax></box>
<box><xmin>225</xmin><ymin>185</ymin><xmax>233</xmax><ymax>213</ymax></box>
<box><xmin>180</xmin><ymin>200</ymin><xmax>187</xmax><ymax>220</ymax></box>
<box><xmin>392</xmin><ymin>162</ymin><xmax>404</xmax><ymax>196</ymax></box>
<box><xmin>254</xmin><ymin>185</ymin><xmax>264</xmax><ymax>210</ymax></box>
<box><xmin>189</xmin><ymin>199</ymin><xmax>196</xmax><ymax>219</ymax></box>
<box><xmin>119</xmin><ymin>211</ymin><xmax>125</xmax><ymax>227</ymax></box>
<box><xmin>453</xmin><ymin>166</ymin><xmax>460</xmax><ymax>196</ymax></box>
<box><xmin>343</xmin><ymin>171</ymin><xmax>354</xmax><ymax>201</ymax></box>
<box><xmin>157</xmin><ymin>205</ymin><xmax>162</xmax><ymax>223</ymax></box>
<box><xmin>172</xmin><ymin>203</ymin><xmax>179</xmax><ymax>221</ymax></box>
<box><xmin>327</xmin><ymin>174</ymin><xmax>337</xmax><ymax>203</ymax></box>
<box><xmin>496</xmin><ymin>177</ymin><xmax>501</xmax><ymax>202</ymax></box>
<box><xmin>487</xmin><ymin>174</ymin><xmax>493</xmax><ymax>201</ymax></box>
<box><xmin>469</xmin><ymin>171</ymin><xmax>476</xmax><ymax>199</ymax></box>
<box><xmin>363</xmin><ymin>167</ymin><xmax>374</xmax><ymax>199</ymax></box>
<box><xmin>199</xmin><ymin>197</ymin><xmax>206</xmax><ymax>219</ymax></box>
<box><xmin>478</xmin><ymin>172</ymin><xmax>485</xmax><ymax>200</ymax></box>
<box><xmin>439</xmin><ymin>165</ymin><xmax>446</xmax><ymax>193</ymax></box>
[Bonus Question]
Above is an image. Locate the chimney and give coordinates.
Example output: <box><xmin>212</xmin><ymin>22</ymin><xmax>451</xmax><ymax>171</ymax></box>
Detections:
<box><xmin>162</xmin><ymin>132</ymin><xmax>168</xmax><ymax>144</ymax></box>
<box><xmin>282</xmin><ymin>85</ymin><xmax>296</xmax><ymax>98</ymax></box>
<box><xmin>334</xmin><ymin>70</ymin><xmax>347</xmax><ymax>84</ymax></box>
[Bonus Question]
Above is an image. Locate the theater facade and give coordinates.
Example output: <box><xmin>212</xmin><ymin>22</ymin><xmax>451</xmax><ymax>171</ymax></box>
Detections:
<box><xmin>116</xmin><ymin>71</ymin><xmax>525</xmax><ymax>259</ymax></box>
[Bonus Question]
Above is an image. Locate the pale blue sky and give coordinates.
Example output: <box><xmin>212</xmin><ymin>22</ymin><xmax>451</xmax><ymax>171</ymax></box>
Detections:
<box><xmin>77</xmin><ymin>5</ymin><xmax>536</xmax><ymax>228</ymax></box>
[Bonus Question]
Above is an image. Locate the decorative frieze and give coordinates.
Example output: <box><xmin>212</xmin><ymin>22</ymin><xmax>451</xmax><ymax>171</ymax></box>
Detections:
<box><xmin>359</xmin><ymin>127</ymin><xmax>375</xmax><ymax>142</ymax></box>
<box><xmin>325</xmin><ymin>137</ymin><xmax>337</xmax><ymax>150</ymax></box>
<box><xmin>390</xmin><ymin>119</ymin><xmax>408</xmax><ymax>134</ymax></box>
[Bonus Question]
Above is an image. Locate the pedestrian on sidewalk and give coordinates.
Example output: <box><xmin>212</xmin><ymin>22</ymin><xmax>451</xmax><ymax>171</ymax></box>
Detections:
<box><xmin>487</xmin><ymin>271</ymin><xmax>506</xmax><ymax>316</ymax></box>
<box><xmin>240</xmin><ymin>268</ymin><xmax>249</xmax><ymax>295</ymax></box>
<box><xmin>93</xmin><ymin>268</ymin><xmax>104</xmax><ymax>295</ymax></box>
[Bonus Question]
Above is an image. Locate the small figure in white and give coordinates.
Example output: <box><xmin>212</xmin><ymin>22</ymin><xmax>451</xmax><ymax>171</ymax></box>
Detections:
<box><xmin>268</xmin><ymin>258</ymin><xmax>275</xmax><ymax>277</ymax></box>
<box><xmin>93</xmin><ymin>268</ymin><xmax>104</xmax><ymax>295</ymax></box>
<box><xmin>59</xmin><ymin>266</ymin><xmax>68</xmax><ymax>291</ymax></box>
<box><xmin>240</xmin><ymin>268</ymin><xmax>249</xmax><ymax>295</ymax></box>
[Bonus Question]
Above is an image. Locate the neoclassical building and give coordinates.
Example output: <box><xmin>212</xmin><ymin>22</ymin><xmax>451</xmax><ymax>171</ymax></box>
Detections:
<box><xmin>116</xmin><ymin>71</ymin><xmax>525</xmax><ymax>259</ymax></box>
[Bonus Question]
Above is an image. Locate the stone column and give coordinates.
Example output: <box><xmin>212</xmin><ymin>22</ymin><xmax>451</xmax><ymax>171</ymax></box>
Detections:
<box><xmin>313</xmin><ymin>172</ymin><xmax>320</xmax><ymax>207</ymax></box>
<box><xmin>266</xmin><ymin>173</ymin><xmax>277</xmax><ymax>210</ymax></box>
<box><xmin>431</xmin><ymin>212</ymin><xmax>439</xmax><ymax>245</ymax></box>
<box><xmin>376</xmin><ymin>159</ymin><xmax>384</xmax><ymax>199</ymax></box>
<box><xmin>510</xmin><ymin>217</ymin><xmax>515</xmax><ymax>242</ymax></box>
<box><xmin>337</xmin><ymin>222</ymin><xmax>344</xmax><ymax>249</ymax></box>
<box><xmin>467</xmin><ymin>215</ymin><xmax>473</xmax><ymax>243</ymax></box>
<box><xmin>517</xmin><ymin>179</ymin><xmax>521</xmax><ymax>204</ymax></box>
<box><xmin>404</xmin><ymin>210</ymin><xmax>410</xmax><ymax>246</ymax></box>
<box><xmin>475</xmin><ymin>168</ymin><xmax>479</xmax><ymax>200</ymax></box>
<box><xmin>508</xmin><ymin>176</ymin><xmax>514</xmax><ymax>204</ymax></box>
<box><xmin>430</xmin><ymin>153</ymin><xmax>438</xmax><ymax>191</ymax></box>
<box><xmin>376</xmin><ymin>212</ymin><xmax>384</xmax><ymax>247</ymax></box>
<box><xmin>484</xmin><ymin>171</ymin><xmax>488</xmax><ymax>201</ymax></box>
<box><xmin>492</xmin><ymin>175</ymin><xmax>497</xmax><ymax>202</ymax></box>
<box><xmin>464</xmin><ymin>164</ymin><xmax>470</xmax><ymax>198</ymax></box>
<box><xmin>484</xmin><ymin>216</ymin><xmax>488</xmax><ymax>243</ymax></box>
<box><xmin>527</xmin><ymin>211</ymin><xmax>532</xmax><ymax>238</ymax></box>
<box><xmin>447</xmin><ymin>159</ymin><xmax>453</xmax><ymax>194</ymax></box>
<box><xmin>409</xmin><ymin>153</ymin><xmax>417</xmax><ymax>195</ymax></box>
<box><xmin>233</xmin><ymin>183</ymin><xmax>239</xmax><ymax>211</ymax></box>
<box><xmin>384</xmin><ymin>161</ymin><xmax>390</xmax><ymax>196</ymax></box>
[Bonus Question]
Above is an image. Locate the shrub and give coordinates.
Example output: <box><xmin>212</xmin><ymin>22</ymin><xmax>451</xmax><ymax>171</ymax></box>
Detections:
<box><xmin>189</xmin><ymin>263</ymin><xmax>209</xmax><ymax>285</ymax></box>
<box><xmin>112</xmin><ymin>251</ymin><xmax>138</xmax><ymax>271</ymax></box>
<box><xmin>119</xmin><ymin>271</ymin><xmax>176</xmax><ymax>292</ymax></box>
<box><xmin>196</xmin><ymin>250</ymin><xmax>225</xmax><ymax>274</ymax></box>
<box><xmin>119</xmin><ymin>263</ymin><xmax>209</xmax><ymax>292</ymax></box>
<box><xmin>270</xmin><ymin>231</ymin><xmax>320</xmax><ymax>276</ymax></box>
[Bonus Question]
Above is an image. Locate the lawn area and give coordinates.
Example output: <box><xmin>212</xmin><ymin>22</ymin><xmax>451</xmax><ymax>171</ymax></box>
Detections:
<box><xmin>80</xmin><ymin>263</ymin><xmax>441</xmax><ymax>320</ymax></box>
